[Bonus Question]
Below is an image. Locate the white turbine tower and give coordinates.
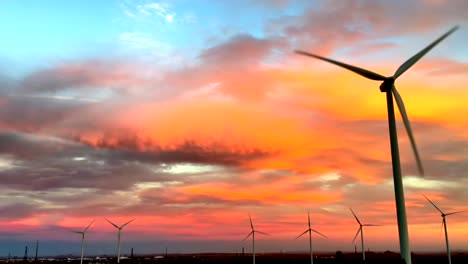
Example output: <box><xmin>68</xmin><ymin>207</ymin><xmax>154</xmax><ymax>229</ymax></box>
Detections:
<box><xmin>423</xmin><ymin>195</ymin><xmax>465</xmax><ymax>264</ymax></box>
<box><xmin>295</xmin><ymin>211</ymin><xmax>327</xmax><ymax>264</ymax></box>
<box><xmin>73</xmin><ymin>219</ymin><xmax>95</xmax><ymax>264</ymax></box>
<box><xmin>242</xmin><ymin>214</ymin><xmax>269</xmax><ymax>264</ymax></box>
<box><xmin>105</xmin><ymin>218</ymin><xmax>135</xmax><ymax>263</ymax></box>
<box><xmin>350</xmin><ymin>208</ymin><xmax>380</xmax><ymax>261</ymax></box>
<box><xmin>295</xmin><ymin>26</ymin><xmax>459</xmax><ymax>264</ymax></box>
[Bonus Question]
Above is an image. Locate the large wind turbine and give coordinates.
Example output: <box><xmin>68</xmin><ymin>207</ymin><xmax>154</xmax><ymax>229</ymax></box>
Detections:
<box><xmin>295</xmin><ymin>211</ymin><xmax>327</xmax><ymax>264</ymax></box>
<box><xmin>242</xmin><ymin>214</ymin><xmax>269</xmax><ymax>264</ymax></box>
<box><xmin>423</xmin><ymin>195</ymin><xmax>465</xmax><ymax>264</ymax></box>
<box><xmin>73</xmin><ymin>219</ymin><xmax>95</xmax><ymax>264</ymax></box>
<box><xmin>295</xmin><ymin>26</ymin><xmax>459</xmax><ymax>264</ymax></box>
<box><xmin>105</xmin><ymin>218</ymin><xmax>136</xmax><ymax>263</ymax></box>
<box><xmin>350</xmin><ymin>208</ymin><xmax>380</xmax><ymax>261</ymax></box>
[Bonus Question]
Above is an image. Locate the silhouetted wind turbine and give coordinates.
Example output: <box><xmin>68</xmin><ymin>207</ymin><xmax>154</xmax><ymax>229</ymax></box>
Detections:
<box><xmin>295</xmin><ymin>26</ymin><xmax>459</xmax><ymax>264</ymax></box>
<box><xmin>423</xmin><ymin>195</ymin><xmax>465</xmax><ymax>264</ymax></box>
<box><xmin>242</xmin><ymin>214</ymin><xmax>269</xmax><ymax>264</ymax></box>
<box><xmin>105</xmin><ymin>218</ymin><xmax>135</xmax><ymax>263</ymax></box>
<box><xmin>73</xmin><ymin>219</ymin><xmax>94</xmax><ymax>264</ymax></box>
<box><xmin>350</xmin><ymin>208</ymin><xmax>380</xmax><ymax>261</ymax></box>
<box><xmin>295</xmin><ymin>211</ymin><xmax>327</xmax><ymax>264</ymax></box>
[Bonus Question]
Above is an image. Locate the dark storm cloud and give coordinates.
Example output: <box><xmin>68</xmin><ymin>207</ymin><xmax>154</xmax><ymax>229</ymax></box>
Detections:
<box><xmin>1</xmin><ymin>157</ymin><xmax>152</xmax><ymax>191</ymax></box>
<box><xmin>0</xmin><ymin>132</ymin><xmax>170</xmax><ymax>192</ymax></box>
<box><xmin>0</xmin><ymin>131</ymin><xmax>80</xmax><ymax>159</ymax></box>
<box><xmin>0</xmin><ymin>95</ymin><xmax>90</xmax><ymax>132</ymax></box>
<box><xmin>78</xmin><ymin>135</ymin><xmax>271</xmax><ymax>166</ymax></box>
<box><xmin>0</xmin><ymin>131</ymin><xmax>269</xmax><ymax>194</ymax></box>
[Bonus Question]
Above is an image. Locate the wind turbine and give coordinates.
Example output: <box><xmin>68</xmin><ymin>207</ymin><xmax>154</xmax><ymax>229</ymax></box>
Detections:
<box><xmin>105</xmin><ymin>218</ymin><xmax>136</xmax><ymax>263</ymax></box>
<box><xmin>295</xmin><ymin>211</ymin><xmax>327</xmax><ymax>264</ymax></box>
<box><xmin>350</xmin><ymin>208</ymin><xmax>380</xmax><ymax>261</ymax></box>
<box><xmin>423</xmin><ymin>194</ymin><xmax>465</xmax><ymax>264</ymax></box>
<box><xmin>295</xmin><ymin>26</ymin><xmax>459</xmax><ymax>264</ymax></box>
<box><xmin>242</xmin><ymin>214</ymin><xmax>269</xmax><ymax>264</ymax></box>
<box><xmin>73</xmin><ymin>219</ymin><xmax>95</xmax><ymax>264</ymax></box>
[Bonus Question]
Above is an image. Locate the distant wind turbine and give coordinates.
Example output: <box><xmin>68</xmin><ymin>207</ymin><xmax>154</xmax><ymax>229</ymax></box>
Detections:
<box><xmin>350</xmin><ymin>208</ymin><xmax>380</xmax><ymax>261</ymax></box>
<box><xmin>423</xmin><ymin>195</ymin><xmax>465</xmax><ymax>264</ymax></box>
<box><xmin>105</xmin><ymin>218</ymin><xmax>136</xmax><ymax>263</ymax></box>
<box><xmin>242</xmin><ymin>214</ymin><xmax>269</xmax><ymax>264</ymax></box>
<box><xmin>73</xmin><ymin>219</ymin><xmax>94</xmax><ymax>264</ymax></box>
<box><xmin>295</xmin><ymin>211</ymin><xmax>327</xmax><ymax>264</ymax></box>
<box><xmin>295</xmin><ymin>26</ymin><xmax>459</xmax><ymax>264</ymax></box>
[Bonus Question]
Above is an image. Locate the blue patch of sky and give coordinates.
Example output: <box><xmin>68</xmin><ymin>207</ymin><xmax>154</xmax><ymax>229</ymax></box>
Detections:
<box><xmin>0</xmin><ymin>1</ymin><xmax>119</xmax><ymax>56</ymax></box>
<box><xmin>0</xmin><ymin>0</ymin><xmax>122</xmax><ymax>74</ymax></box>
<box><xmin>114</xmin><ymin>0</ymin><xmax>308</xmax><ymax>64</ymax></box>
<box><xmin>0</xmin><ymin>0</ymin><xmax>315</xmax><ymax>73</ymax></box>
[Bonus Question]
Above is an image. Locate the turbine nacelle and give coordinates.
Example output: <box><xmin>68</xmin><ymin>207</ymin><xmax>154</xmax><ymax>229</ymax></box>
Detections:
<box><xmin>379</xmin><ymin>77</ymin><xmax>395</xmax><ymax>93</ymax></box>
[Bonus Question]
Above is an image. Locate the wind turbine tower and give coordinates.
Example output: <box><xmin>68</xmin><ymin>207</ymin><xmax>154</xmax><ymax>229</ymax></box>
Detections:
<box><xmin>35</xmin><ymin>240</ymin><xmax>39</xmax><ymax>262</ymax></box>
<box><xmin>105</xmin><ymin>218</ymin><xmax>136</xmax><ymax>263</ymax></box>
<box><xmin>423</xmin><ymin>195</ymin><xmax>465</xmax><ymax>264</ymax></box>
<box><xmin>73</xmin><ymin>219</ymin><xmax>95</xmax><ymax>264</ymax></box>
<box><xmin>23</xmin><ymin>246</ymin><xmax>28</xmax><ymax>262</ymax></box>
<box><xmin>295</xmin><ymin>26</ymin><xmax>459</xmax><ymax>264</ymax></box>
<box><xmin>350</xmin><ymin>208</ymin><xmax>380</xmax><ymax>261</ymax></box>
<box><xmin>242</xmin><ymin>214</ymin><xmax>269</xmax><ymax>264</ymax></box>
<box><xmin>295</xmin><ymin>211</ymin><xmax>327</xmax><ymax>264</ymax></box>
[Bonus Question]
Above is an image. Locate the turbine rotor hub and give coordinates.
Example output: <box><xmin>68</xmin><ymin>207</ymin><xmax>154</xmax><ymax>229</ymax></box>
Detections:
<box><xmin>379</xmin><ymin>77</ymin><xmax>395</xmax><ymax>93</ymax></box>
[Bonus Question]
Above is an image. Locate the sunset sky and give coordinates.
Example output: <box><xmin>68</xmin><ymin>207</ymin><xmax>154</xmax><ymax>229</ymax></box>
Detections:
<box><xmin>0</xmin><ymin>0</ymin><xmax>467</xmax><ymax>257</ymax></box>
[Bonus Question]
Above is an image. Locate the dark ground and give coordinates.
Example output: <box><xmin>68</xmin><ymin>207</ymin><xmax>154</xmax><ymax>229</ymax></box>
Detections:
<box><xmin>148</xmin><ymin>252</ymin><xmax>467</xmax><ymax>264</ymax></box>
<box><xmin>5</xmin><ymin>252</ymin><xmax>468</xmax><ymax>264</ymax></box>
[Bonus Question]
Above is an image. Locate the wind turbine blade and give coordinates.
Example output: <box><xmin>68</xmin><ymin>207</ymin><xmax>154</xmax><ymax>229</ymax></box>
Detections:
<box><xmin>393</xmin><ymin>26</ymin><xmax>459</xmax><ymax>79</ymax></box>
<box><xmin>311</xmin><ymin>229</ymin><xmax>328</xmax><ymax>238</ymax></box>
<box><xmin>249</xmin><ymin>214</ymin><xmax>254</xmax><ymax>230</ymax></box>
<box><xmin>294</xmin><ymin>50</ymin><xmax>386</xmax><ymax>81</ymax></box>
<box><xmin>72</xmin><ymin>231</ymin><xmax>83</xmax><ymax>234</ymax></box>
<box><xmin>352</xmin><ymin>227</ymin><xmax>361</xmax><ymax>243</ymax></box>
<box><xmin>105</xmin><ymin>218</ymin><xmax>119</xmax><ymax>229</ymax></box>
<box><xmin>256</xmin><ymin>231</ymin><xmax>270</xmax><ymax>236</ymax></box>
<box><xmin>349</xmin><ymin>208</ymin><xmax>361</xmax><ymax>225</ymax></box>
<box><xmin>295</xmin><ymin>230</ymin><xmax>309</xmax><ymax>239</ymax></box>
<box><xmin>83</xmin><ymin>219</ymin><xmax>95</xmax><ymax>232</ymax></box>
<box><xmin>422</xmin><ymin>195</ymin><xmax>444</xmax><ymax>214</ymax></box>
<box><xmin>242</xmin><ymin>231</ymin><xmax>253</xmax><ymax>241</ymax></box>
<box><xmin>308</xmin><ymin>211</ymin><xmax>311</xmax><ymax>229</ymax></box>
<box><xmin>392</xmin><ymin>85</ymin><xmax>424</xmax><ymax>176</ymax></box>
<box><xmin>121</xmin><ymin>218</ymin><xmax>136</xmax><ymax>228</ymax></box>
<box><xmin>446</xmin><ymin>210</ymin><xmax>466</xmax><ymax>216</ymax></box>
